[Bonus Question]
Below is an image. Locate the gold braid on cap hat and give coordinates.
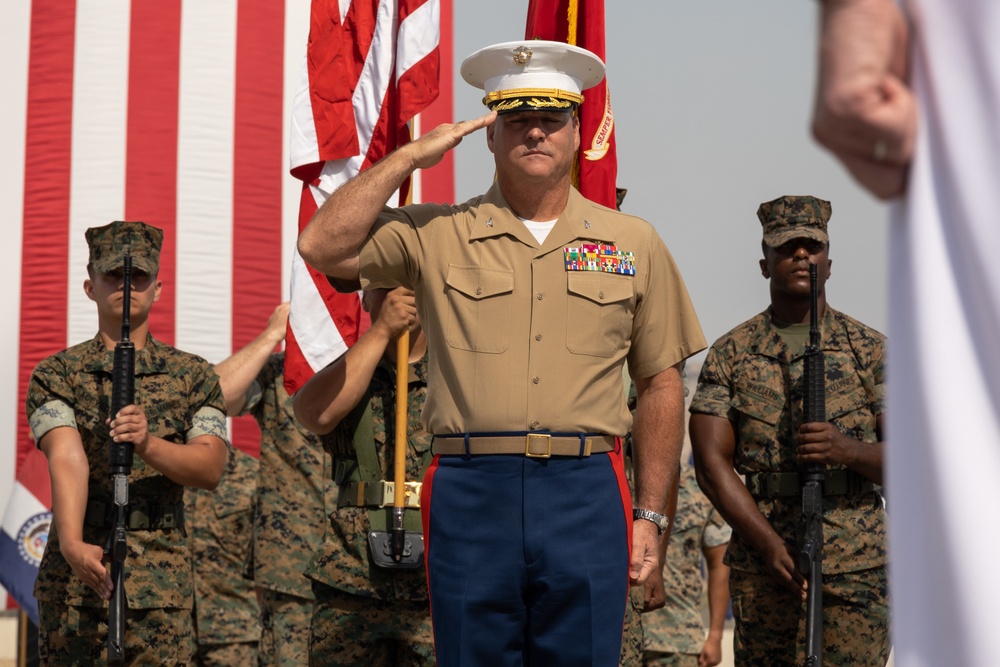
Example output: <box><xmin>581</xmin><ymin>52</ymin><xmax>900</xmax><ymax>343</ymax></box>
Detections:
<box><xmin>484</xmin><ymin>88</ymin><xmax>584</xmax><ymax>107</ymax></box>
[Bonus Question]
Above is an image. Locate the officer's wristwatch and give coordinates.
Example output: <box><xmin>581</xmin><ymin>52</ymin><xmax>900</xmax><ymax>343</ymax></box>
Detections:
<box><xmin>633</xmin><ymin>508</ymin><xmax>670</xmax><ymax>535</ymax></box>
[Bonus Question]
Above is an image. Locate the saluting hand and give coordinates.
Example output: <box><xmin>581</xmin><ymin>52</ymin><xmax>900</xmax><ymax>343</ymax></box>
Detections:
<box><xmin>107</xmin><ymin>404</ymin><xmax>151</xmax><ymax>456</ymax></box>
<box><xmin>405</xmin><ymin>112</ymin><xmax>497</xmax><ymax>171</ymax></box>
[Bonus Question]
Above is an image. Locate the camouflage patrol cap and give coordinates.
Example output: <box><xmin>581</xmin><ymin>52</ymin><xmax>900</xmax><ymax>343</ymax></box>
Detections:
<box><xmin>85</xmin><ymin>221</ymin><xmax>163</xmax><ymax>275</ymax></box>
<box><xmin>757</xmin><ymin>195</ymin><xmax>831</xmax><ymax>248</ymax></box>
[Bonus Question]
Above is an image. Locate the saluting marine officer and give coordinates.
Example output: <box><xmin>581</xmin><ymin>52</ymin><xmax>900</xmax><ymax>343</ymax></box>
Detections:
<box><xmin>297</xmin><ymin>39</ymin><xmax>706</xmax><ymax>666</ymax></box>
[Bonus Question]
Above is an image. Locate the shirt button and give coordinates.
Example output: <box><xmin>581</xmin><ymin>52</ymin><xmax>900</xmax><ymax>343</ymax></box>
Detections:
<box><xmin>529</xmin><ymin>420</ymin><xmax>540</xmax><ymax>429</ymax></box>
<box><xmin>535</xmin><ymin>333</ymin><xmax>542</xmax><ymax>341</ymax></box>
<box><xmin>532</xmin><ymin>376</ymin><xmax>540</xmax><ymax>384</ymax></box>
<box><xmin>475</xmin><ymin>287</ymin><xmax>483</xmax><ymax>295</ymax></box>
<box><xmin>599</xmin><ymin>291</ymin><xmax>605</xmax><ymax>300</ymax></box>
<box><xmin>536</xmin><ymin>293</ymin><xmax>543</xmax><ymax>300</ymax></box>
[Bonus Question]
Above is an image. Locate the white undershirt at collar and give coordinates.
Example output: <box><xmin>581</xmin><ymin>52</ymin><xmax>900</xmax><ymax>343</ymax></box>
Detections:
<box><xmin>519</xmin><ymin>217</ymin><xmax>557</xmax><ymax>244</ymax></box>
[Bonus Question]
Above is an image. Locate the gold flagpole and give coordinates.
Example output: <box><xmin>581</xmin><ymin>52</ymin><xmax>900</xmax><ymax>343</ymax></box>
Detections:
<box><xmin>391</xmin><ymin>330</ymin><xmax>410</xmax><ymax>560</ymax></box>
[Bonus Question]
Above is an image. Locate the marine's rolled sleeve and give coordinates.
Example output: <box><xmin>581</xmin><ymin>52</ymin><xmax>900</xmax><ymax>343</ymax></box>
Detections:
<box><xmin>188</xmin><ymin>406</ymin><xmax>228</xmax><ymax>441</ymax></box>
<box><xmin>690</xmin><ymin>342</ymin><xmax>738</xmax><ymax>420</ymax></box>
<box><xmin>27</xmin><ymin>355</ymin><xmax>79</xmax><ymax>445</ymax></box>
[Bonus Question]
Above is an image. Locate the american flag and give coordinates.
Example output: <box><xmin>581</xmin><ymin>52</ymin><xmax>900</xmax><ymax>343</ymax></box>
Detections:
<box><xmin>0</xmin><ymin>0</ymin><xmax>452</xmax><ymax>615</ymax></box>
<box><xmin>285</xmin><ymin>0</ymin><xmax>443</xmax><ymax>394</ymax></box>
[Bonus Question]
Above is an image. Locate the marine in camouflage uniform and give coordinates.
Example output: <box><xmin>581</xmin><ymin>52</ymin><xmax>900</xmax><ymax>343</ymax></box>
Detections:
<box><xmin>689</xmin><ymin>196</ymin><xmax>889</xmax><ymax>667</ymax></box>
<box><xmin>27</xmin><ymin>221</ymin><xmax>229</xmax><ymax>665</ymax></box>
<box><xmin>642</xmin><ymin>463</ymin><xmax>731</xmax><ymax>667</ymax></box>
<box><xmin>186</xmin><ymin>446</ymin><xmax>260</xmax><ymax>665</ymax></box>
<box><xmin>245</xmin><ymin>353</ymin><xmax>333</xmax><ymax>667</ymax></box>
<box><xmin>295</xmin><ymin>287</ymin><xmax>433</xmax><ymax>667</ymax></box>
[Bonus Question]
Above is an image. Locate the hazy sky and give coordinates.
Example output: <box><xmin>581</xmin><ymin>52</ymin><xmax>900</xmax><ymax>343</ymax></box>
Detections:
<box><xmin>449</xmin><ymin>1</ymin><xmax>889</xmax><ymax>354</ymax></box>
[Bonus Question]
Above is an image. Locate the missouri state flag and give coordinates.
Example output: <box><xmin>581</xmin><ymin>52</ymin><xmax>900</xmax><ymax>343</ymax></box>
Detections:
<box><xmin>0</xmin><ymin>452</ymin><xmax>52</xmax><ymax>624</ymax></box>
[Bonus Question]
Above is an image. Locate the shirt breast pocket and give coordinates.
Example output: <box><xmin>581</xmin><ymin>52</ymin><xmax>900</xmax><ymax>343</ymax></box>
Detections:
<box><xmin>445</xmin><ymin>265</ymin><xmax>514</xmax><ymax>353</ymax></box>
<box><xmin>565</xmin><ymin>272</ymin><xmax>633</xmax><ymax>357</ymax></box>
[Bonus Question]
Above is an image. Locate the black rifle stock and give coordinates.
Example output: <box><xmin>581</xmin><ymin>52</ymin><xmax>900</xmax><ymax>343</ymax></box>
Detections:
<box><xmin>800</xmin><ymin>263</ymin><xmax>825</xmax><ymax>667</ymax></box>
<box><xmin>107</xmin><ymin>254</ymin><xmax>135</xmax><ymax>664</ymax></box>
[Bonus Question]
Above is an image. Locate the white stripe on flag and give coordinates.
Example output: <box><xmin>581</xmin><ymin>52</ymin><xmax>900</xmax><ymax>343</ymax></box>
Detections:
<box><xmin>315</xmin><ymin>0</ymin><xmax>399</xmax><ymax>197</ymax></box>
<box><xmin>175</xmin><ymin>0</ymin><xmax>237</xmax><ymax>363</ymax></box>
<box><xmin>0</xmin><ymin>0</ymin><xmax>30</xmax><ymax>575</ymax></box>
<box><xmin>283</xmin><ymin>3</ymin><xmax>312</xmax><ymax>283</ymax></box>
<box><xmin>1</xmin><ymin>483</ymin><xmax>47</xmax><ymax>540</ymax></box>
<box><xmin>68</xmin><ymin>0</ymin><xmax>131</xmax><ymax>346</ymax></box>
<box><xmin>289</xmin><ymin>247</ymin><xmax>349</xmax><ymax>370</ymax></box>
<box><xmin>289</xmin><ymin>57</ymin><xmax>320</xmax><ymax>176</ymax></box>
<box><xmin>397</xmin><ymin>0</ymin><xmax>440</xmax><ymax>76</ymax></box>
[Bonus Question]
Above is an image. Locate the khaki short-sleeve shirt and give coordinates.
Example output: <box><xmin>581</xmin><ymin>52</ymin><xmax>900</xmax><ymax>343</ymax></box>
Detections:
<box><xmin>359</xmin><ymin>183</ymin><xmax>706</xmax><ymax>436</ymax></box>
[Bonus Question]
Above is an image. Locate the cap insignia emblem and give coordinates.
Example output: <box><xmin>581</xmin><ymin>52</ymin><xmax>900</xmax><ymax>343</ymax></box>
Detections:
<box><xmin>513</xmin><ymin>46</ymin><xmax>532</xmax><ymax>65</ymax></box>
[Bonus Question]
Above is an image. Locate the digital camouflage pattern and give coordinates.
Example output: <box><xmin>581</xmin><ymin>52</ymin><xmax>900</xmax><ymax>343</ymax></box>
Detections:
<box><xmin>259</xmin><ymin>589</ymin><xmax>314</xmax><ymax>667</ymax></box>
<box><xmin>305</xmin><ymin>357</ymin><xmax>432</xmax><ymax>602</ymax></box>
<box><xmin>246</xmin><ymin>353</ymin><xmax>332</xmax><ymax>599</ymax></box>
<box><xmin>186</xmin><ymin>446</ymin><xmax>260</xmax><ymax>649</ymax></box>
<box><xmin>643</xmin><ymin>463</ymin><xmax>732</xmax><ymax>656</ymax></box>
<box><xmin>309</xmin><ymin>586</ymin><xmax>435</xmax><ymax>666</ymax></box>
<box><xmin>757</xmin><ymin>195</ymin><xmax>831</xmax><ymax>248</ymax></box>
<box><xmin>306</xmin><ymin>356</ymin><xmax>434</xmax><ymax>662</ymax></box>
<box><xmin>619</xmin><ymin>585</ymin><xmax>645</xmax><ymax>666</ymax></box>
<box><xmin>244</xmin><ymin>353</ymin><xmax>331</xmax><ymax>666</ymax></box>
<box><xmin>730</xmin><ymin>567</ymin><xmax>890</xmax><ymax>667</ymax></box>
<box><xmin>690</xmin><ymin>306</ymin><xmax>887</xmax><ymax>575</ymax></box>
<box><xmin>85</xmin><ymin>220</ymin><xmax>164</xmax><ymax>275</ymax></box>
<box><xmin>27</xmin><ymin>334</ymin><xmax>228</xmax><ymax>610</ymax></box>
<box><xmin>691</xmin><ymin>306</ymin><xmax>889</xmax><ymax>666</ymax></box>
<box><xmin>38</xmin><ymin>601</ymin><xmax>192</xmax><ymax>666</ymax></box>
<box><xmin>192</xmin><ymin>640</ymin><xmax>259</xmax><ymax>667</ymax></box>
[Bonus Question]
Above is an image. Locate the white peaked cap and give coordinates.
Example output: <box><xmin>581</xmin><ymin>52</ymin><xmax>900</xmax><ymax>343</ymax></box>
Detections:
<box><xmin>461</xmin><ymin>40</ymin><xmax>606</xmax><ymax>113</ymax></box>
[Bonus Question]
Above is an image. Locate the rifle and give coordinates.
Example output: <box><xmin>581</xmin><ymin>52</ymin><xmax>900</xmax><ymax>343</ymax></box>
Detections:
<box><xmin>800</xmin><ymin>263</ymin><xmax>825</xmax><ymax>667</ymax></box>
<box><xmin>106</xmin><ymin>253</ymin><xmax>135</xmax><ymax>664</ymax></box>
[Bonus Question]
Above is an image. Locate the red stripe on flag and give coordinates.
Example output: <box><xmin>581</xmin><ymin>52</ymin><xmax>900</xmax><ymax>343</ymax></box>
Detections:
<box><xmin>16</xmin><ymin>0</ymin><xmax>77</xmax><ymax>472</ymax></box>
<box><xmin>125</xmin><ymin>0</ymin><xmax>182</xmax><ymax>345</ymax></box>
<box><xmin>418</xmin><ymin>0</ymin><xmax>453</xmax><ymax>204</ymax></box>
<box><xmin>229</xmin><ymin>0</ymin><xmax>287</xmax><ymax>458</ymax></box>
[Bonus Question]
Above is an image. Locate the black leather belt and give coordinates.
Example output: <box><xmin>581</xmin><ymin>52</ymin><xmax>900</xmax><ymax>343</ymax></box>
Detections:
<box><xmin>744</xmin><ymin>470</ymin><xmax>876</xmax><ymax>499</ymax></box>
<box><xmin>432</xmin><ymin>433</ymin><xmax>616</xmax><ymax>458</ymax></box>
<box><xmin>85</xmin><ymin>499</ymin><xmax>184</xmax><ymax>531</ymax></box>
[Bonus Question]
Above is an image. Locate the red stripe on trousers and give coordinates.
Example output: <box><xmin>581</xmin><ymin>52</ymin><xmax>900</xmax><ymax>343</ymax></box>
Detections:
<box><xmin>125</xmin><ymin>0</ymin><xmax>181</xmax><ymax>345</ymax></box>
<box><xmin>16</xmin><ymin>0</ymin><xmax>78</xmax><ymax>472</ymax></box>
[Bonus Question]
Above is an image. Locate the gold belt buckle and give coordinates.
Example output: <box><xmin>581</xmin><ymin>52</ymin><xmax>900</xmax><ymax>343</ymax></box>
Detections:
<box><xmin>404</xmin><ymin>481</ymin><xmax>422</xmax><ymax>508</ymax></box>
<box><xmin>525</xmin><ymin>433</ymin><xmax>551</xmax><ymax>458</ymax></box>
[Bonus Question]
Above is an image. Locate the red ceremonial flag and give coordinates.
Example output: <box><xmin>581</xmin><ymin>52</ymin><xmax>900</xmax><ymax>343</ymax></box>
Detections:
<box><xmin>525</xmin><ymin>0</ymin><xmax>617</xmax><ymax>208</ymax></box>
<box><xmin>284</xmin><ymin>0</ymin><xmax>442</xmax><ymax>395</ymax></box>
